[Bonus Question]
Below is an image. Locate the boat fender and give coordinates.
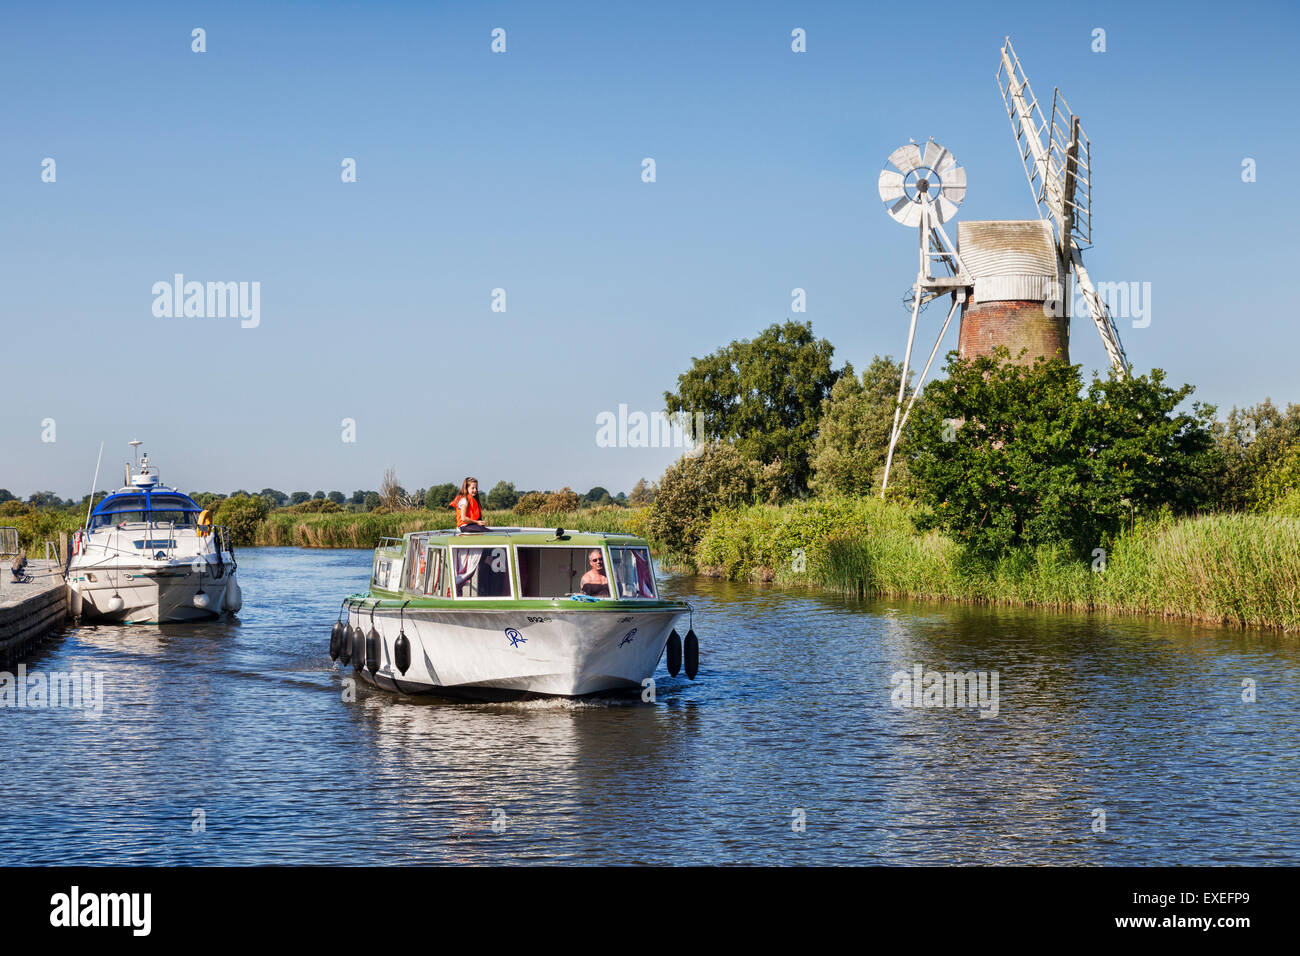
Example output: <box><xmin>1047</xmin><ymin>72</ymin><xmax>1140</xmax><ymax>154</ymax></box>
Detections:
<box><xmin>394</xmin><ymin>601</ymin><xmax>412</xmax><ymax>675</ymax></box>
<box><xmin>339</xmin><ymin>623</ymin><xmax>354</xmax><ymax>665</ymax></box>
<box><xmin>352</xmin><ymin>627</ymin><xmax>366</xmax><ymax>671</ymax></box>
<box><xmin>224</xmin><ymin>576</ymin><xmax>243</xmax><ymax>613</ymax></box>
<box><xmin>394</xmin><ymin>631</ymin><xmax>411</xmax><ymax>675</ymax></box>
<box><xmin>106</xmin><ymin>594</ymin><xmax>125</xmax><ymax>614</ymax></box>
<box><xmin>684</xmin><ymin>629</ymin><xmax>699</xmax><ymax>680</ymax></box>
<box><xmin>69</xmin><ymin>585</ymin><xmax>83</xmax><ymax>618</ymax></box>
<box><xmin>666</xmin><ymin>629</ymin><xmax>682</xmax><ymax>677</ymax></box>
<box><xmin>193</xmin><ymin>591</ymin><xmax>210</xmax><ymax>610</ymax></box>
<box><xmin>365</xmin><ymin>626</ymin><xmax>380</xmax><ymax>675</ymax></box>
<box><xmin>329</xmin><ymin>621</ymin><xmax>344</xmax><ymax>661</ymax></box>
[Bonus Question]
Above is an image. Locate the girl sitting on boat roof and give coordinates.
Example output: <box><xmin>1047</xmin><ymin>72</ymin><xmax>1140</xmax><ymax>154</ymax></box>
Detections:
<box><xmin>450</xmin><ymin>477</ymin><xmax>490</xmax><ymax>533</ymax></box>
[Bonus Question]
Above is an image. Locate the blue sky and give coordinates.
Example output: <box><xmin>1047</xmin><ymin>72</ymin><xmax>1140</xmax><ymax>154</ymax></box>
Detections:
<box><xmin>2</xmin><ymin>0</ymin><xmax>1297</xmax><ymax>498</ymax></box>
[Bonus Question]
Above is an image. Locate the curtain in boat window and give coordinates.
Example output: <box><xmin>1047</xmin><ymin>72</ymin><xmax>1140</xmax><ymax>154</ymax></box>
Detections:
<box><xmin>610</xmin><ymin>547</ymin><xmax>657</xmax><ymax>598</ymax></box>
<box><xmin>454</xmin><ymin>548</ymin><xmax>482</xmax><ymax>596</ymax></box>
<box><xmin>631</xmin><ymin>549</ymin><xmax>656</xmax><ymax>597</ymax></box>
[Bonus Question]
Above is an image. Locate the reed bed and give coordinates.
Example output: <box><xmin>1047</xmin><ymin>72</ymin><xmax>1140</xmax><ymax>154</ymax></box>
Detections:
<box><xmin>696</xmin><ymin>499</ymin><xmax>1300</xmax><ymax>632</ymax></box>
<box><xmin>253</xmin><ymin>506</ymin><xmax>638</xmax><ymax>549</ymax></box>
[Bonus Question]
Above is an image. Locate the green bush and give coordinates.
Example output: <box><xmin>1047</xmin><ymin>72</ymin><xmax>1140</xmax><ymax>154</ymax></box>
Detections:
<box><xmin>644</xmin><ymin>442</ymin><xmax>776</xmax><ymax>560</ymax></box>
<box><xmin>539</xmin><ymin>487</ymin><xmax>580</xmax><ymax>514</ymax></box>
<box><xmin>215</xmin><ymin>494</ymin><xmax>270</xmax><ymax>545</ymax></box>
<box><xmin>513</xmin><ymin>491</ymin><xmax>548</xmax><ymax>515</ymax></box>
<box><xmin>907</xmin><ymin>351</ymin><xmax>1217</xmax><ymax>559</ymax></box>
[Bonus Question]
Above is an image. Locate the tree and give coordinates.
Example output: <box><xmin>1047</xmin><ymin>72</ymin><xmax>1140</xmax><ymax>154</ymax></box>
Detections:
<box><xmin>426</xmin><ymin>483</ymin><xmax>460</xmax><ymax>511</ymax></box>
<box><xmin>907</xmin><ymin>350</ymin><xmax>1217</xmax><ymax>559</ymax></box>
<box><xmin>327</xmin><ymin>491</ymin><xmax>346</xmax><ymax>505</ymax></box>
<box><xmin>214</xmin><ymin>494</ymin><xmax>270</xmax><ymax>546</ymax></box>
<box><xmin>540</xmin><ymin>487</ymin><xmax>581</xmax><ymax>514</ymax></box>
<box><xmin>485</xmin><ymin>480</ymin><xmax>519</xmax><ymax>510</ymax></box>
<box><xmin>628</xmin><ymin>478</ymin><xmax>655</xmax><ymax>506</ymax></box>
<box><xmin>645</xmin><ymin>443</ymin><xmax>777</xmax><ymax>557</ymax></box>
<box><xmin>380</xmin><ymin>467</ymin><xmax>414</xmax><ymax>510</ymax></box>
<box><xmin>259</xmin><ymin>488</ymin><xmax>288</xmax><ymax>508</ymax></box>
<box><xmin>582</xmin><ymin>486</ymin><xmax>612</xmax><ymax>507</ymax></box>
<box><xmin>290</xmin><ymin>491</ymin><xmax>311</xmax><ymax>505</ymax></box>
<box><xmin>362</xmin><ymin>491</ymin><xmax>382</xmax><ymax>511</ymax></box>
<box><xmin>26</xmin><ymin>491</ymin><xmax>64</xmax><ymax>509</ymax></box>
<box><xmin>312</xmin><ymin>490</ymin><xmax>325</xmax><ymax>500</ymax></box>
<box><xmin>664</xmin><ymin>320</ymin><xmax>840</xmax><ymax>499</ymax></box>
<box><xmin>514</xmin><ymin>491</ymin><xmax>548</xmax><ymax>514</ymax></box>
<box><xmin>1210</xmin><ymin>400</ymin><xmax>1300</xmax><ymax>511</ymax></box>
<box><xmin>0</xmin><ymin>489</ymin><xmax>14</xmax><ymax>504</ymax></box>
<box><xmin>809</xmin><ymin>356</ymin><xmax>912</xmax><ymax>498</ymax></box>
<box><xmin>350</xmin><ymin>490</ymin><xmax>366</xmax><ymax>505</ymax></box>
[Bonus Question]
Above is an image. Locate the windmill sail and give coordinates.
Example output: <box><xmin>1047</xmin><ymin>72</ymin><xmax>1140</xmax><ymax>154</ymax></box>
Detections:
<box><xmin>997</xmin><ymin>37</ymin><xmax>1130</xmax><ymax>376</ymax></box>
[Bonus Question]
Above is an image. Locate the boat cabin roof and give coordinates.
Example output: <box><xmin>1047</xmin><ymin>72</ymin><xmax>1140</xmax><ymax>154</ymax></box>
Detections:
<box><xmin>379</xmin><ymin>527</ymin><xmax>650</xmax><ymax>552</ymax></box>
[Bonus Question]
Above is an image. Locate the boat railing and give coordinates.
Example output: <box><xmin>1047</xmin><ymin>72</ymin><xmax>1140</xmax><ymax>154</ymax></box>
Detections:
<box><xmin>377</xmin><ymin>536</ymin><xmax>405</xmax><ymax>550</ymax></box>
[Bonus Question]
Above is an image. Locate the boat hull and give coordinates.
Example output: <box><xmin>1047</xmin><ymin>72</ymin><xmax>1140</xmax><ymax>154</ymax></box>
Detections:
<box><xmin>69</xmin><ymin>565</ymin><xmax>237</xmax><ymax>625</ymax></box>
<box><xmin>346</xmin><ymin>604</ymin><xmax>685</xmax><ymax>699</ymax></box>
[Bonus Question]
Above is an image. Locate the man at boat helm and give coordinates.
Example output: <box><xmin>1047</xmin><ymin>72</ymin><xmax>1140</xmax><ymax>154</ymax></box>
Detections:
<box><xmin>579</xmin><ymin>549</ymin><xmax>610</xmax><ymax>598</ymax></box>
<box><xmin>450</xmin><ymin>477</ymin><xmax>490</xmax><ymax>533</ymax></box>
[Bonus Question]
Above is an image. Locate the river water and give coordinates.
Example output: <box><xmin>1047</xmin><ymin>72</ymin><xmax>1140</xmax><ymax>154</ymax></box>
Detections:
<box><xmin>2</xmin><ymin>547</ymin><xmax>1297</xmax><ymax>865</ymax></box>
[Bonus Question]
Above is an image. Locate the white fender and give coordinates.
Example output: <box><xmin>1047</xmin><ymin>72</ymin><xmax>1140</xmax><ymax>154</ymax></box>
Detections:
<box><xmin>223</xmin><ymin>575</ymin><xmax>243</xmax><ymax>613</ymax></box>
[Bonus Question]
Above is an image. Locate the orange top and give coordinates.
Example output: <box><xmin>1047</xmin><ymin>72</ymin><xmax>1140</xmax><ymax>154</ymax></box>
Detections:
<box><xmin>451</xmin><ymin>494</ymin><xmax>481</xmax><ymax>527</ymax></box>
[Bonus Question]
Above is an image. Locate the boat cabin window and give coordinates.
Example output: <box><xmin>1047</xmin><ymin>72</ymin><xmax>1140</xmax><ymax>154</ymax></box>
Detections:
<box><xmin>90</xmin><ymin>495</ymin><xmax>148</xmax><ymax>527</ymax></box>
<box><xmin>404</xmin><ymin>536</ymin><xmax>429</xmax><ymax>592</ymax></box>
<box><xmin>450</xmin><ymin>546</ymin><xmax>512</xmax><ymax>599</ymax></box>
<box><xmin>147</xmin><ymin>495</ymin><xmax>198</xmax><ymax>526</ymax></box>
<box><xmin>516</xmin><ymin>547</ymin><xmax>607</xmax><ymax>598</ymax></box>
<box><xmin>372</xmin><ymin>556</ymin><xmax>395</xmax><ymax>589</ymax></box>
<box><xmin>423</xmin><ymin>546</ymin><xmax>447</xmax><ymax>596</ymax></box>
<box><xmin>609</xmin><ymin>546</ymin><xmax>658</xmax><ymax>599</ymax></box>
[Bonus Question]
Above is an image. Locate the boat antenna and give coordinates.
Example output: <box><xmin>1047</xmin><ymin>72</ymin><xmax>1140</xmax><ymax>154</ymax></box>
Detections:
<box><xmin>84</xmin><ymin>441</ymin><xmax>104</xmax><ymax>530</ymax></box>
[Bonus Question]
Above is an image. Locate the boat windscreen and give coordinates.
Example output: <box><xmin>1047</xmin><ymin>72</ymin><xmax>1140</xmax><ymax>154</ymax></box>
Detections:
<box><xmin>89</xmin><ymin>492</ymin><xmax>200</xmax><ymax>527</ymax></box>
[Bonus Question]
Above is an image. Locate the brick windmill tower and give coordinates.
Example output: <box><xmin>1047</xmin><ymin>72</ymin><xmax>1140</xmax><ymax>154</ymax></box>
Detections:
<box><xmin>877</xmin><ymin>38</ymin><xmax>1132</xmax><ymax>495</ymax></box>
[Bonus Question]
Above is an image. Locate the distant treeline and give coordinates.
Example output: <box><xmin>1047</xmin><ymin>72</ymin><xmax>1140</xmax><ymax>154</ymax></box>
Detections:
<box><xmin>0</xmin><ymin>479</ymin><xmax>658</xmax><ymax>516</ymax></box>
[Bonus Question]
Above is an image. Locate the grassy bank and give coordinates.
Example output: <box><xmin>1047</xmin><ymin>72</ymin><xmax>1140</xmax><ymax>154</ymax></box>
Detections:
<box><xmin>254</xmin><ymin>506</ymin><xmax>641</xmax><ymax>548</ymax></box>
<box><xmin>694</xmin><ymin>498</ymin><xmax>1300</xmax><ymax>631</ymax></box>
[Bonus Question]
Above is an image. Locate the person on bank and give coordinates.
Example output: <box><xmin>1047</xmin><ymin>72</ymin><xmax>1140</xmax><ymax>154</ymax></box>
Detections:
<box><xmin>450</xmin><ymin>477</ymin><xmax>490</xmax><ymax>533</ymax></box>
<box><xmin>10</xmin><ymin>547</ymin><xmax>28</xmax><ymax>583</ymax></box>
<box><xmin>579</xmin><ymin>549</ymin><xmax>609</xmax><ymax>597</ymax></box>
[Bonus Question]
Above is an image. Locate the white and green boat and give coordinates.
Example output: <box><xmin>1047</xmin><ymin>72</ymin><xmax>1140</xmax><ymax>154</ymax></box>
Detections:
<box><xmin>331</xmin><ymin>528</ymin><xmax>698</xmax><ymax>700</ymax></box>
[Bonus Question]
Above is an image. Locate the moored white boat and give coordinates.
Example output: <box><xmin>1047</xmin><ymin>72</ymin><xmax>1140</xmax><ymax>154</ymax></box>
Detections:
<box><xmin>332</xmin><ymin>528</ymin><xmax>698</xmax><ymax>700</ymax></box>
<box><xmin>67</xmin><ymin>445</ymin><xmax>242</xmax><ymax>624</ymax></box>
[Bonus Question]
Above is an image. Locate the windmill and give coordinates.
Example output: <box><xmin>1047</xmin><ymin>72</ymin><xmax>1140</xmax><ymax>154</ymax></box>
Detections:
<box><xmin>876</xmin><ymin>40</ymin><xmax>1132</xmax><ymax>495</ymax></box>
<box><xmin>877</xmin><ymin>138</ymin><xmax>972</xmax><ymax>496</ymax></box>
<box><xmin>996</xmin><ymin>37</ymin><xmax>1130</xmax><ymax>375</ymax></box>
